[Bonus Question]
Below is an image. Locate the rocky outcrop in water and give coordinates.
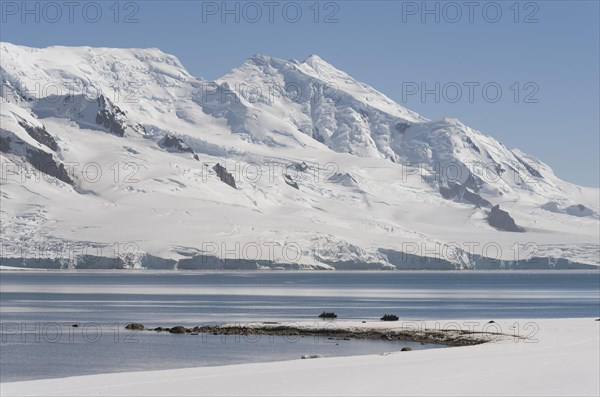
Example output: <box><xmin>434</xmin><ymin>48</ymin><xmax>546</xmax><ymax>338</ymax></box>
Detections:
<box><xmin>169</xmin><ymin>326</ymin><xmax>187</xmax><ymax>334</ymax></box>
<box><xmin>125</xmin><ymin>323</ymin><xmax>144</xmax><ymax>330</ymax></box>
<box><xmin>144</xmin><ymin>322</ymin><xmax>492</xmax><ymax>347</ymax></box>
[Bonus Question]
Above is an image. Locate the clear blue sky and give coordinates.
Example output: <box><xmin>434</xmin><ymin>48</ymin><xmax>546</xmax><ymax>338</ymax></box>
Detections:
<box><xmin>1</xmin><ymin>0</ymin><xmax>598</xmax><ymax>186</ymax></box>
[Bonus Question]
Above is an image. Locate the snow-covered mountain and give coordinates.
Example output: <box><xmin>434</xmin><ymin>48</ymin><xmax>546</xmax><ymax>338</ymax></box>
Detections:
<box><xmin>1</xmin><ymin>42</ymin><xmax>598</xmax><ymax>269</ymax></box>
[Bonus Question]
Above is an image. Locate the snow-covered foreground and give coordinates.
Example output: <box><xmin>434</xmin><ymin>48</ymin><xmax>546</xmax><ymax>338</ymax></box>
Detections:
<box><xmin>2</xmin><ymin>318</ymin><xmax>598</xmax><ymax>396</ymax></box>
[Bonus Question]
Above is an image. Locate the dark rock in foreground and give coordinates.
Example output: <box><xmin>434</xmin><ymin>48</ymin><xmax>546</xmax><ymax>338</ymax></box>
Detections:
<box><xmin>169</xmin><ymin>326</ymin><xmax>187</xmax><ymax>334</ymax></box>
<box><xmin>125</xmin><ymin>323</ymin><xmax>144</xmax><ymax>330</ymax></box>
<box><xmin>146</xmin><ymin>322</ymin><xmax>494</xmax><ymax>347</ymax></box>
<box><xmin>319</xmin><ymin>312</ymin><xmax>337</xmax><ymax>319</ymax></box>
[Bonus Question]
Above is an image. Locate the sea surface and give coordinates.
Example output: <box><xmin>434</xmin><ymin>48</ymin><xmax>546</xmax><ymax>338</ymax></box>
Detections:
<box><xmin>1</xmin><ymin>270</ymin><xmax>599</xmax><ymax>381</ymax></box>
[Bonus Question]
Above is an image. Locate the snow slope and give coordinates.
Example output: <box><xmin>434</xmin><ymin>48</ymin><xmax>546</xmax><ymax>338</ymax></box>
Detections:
<box><xmin>2</xmin><ymin>318</ymin><xmax>598</xmax><ymax>396</ymax></box>
<box><xmin>0</xmin><ymin>42</ymin><xmax>598</xmax><ymax>269</ymax></box>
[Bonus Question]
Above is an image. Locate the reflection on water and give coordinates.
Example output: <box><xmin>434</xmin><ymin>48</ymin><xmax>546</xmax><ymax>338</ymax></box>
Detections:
<box><xmin>1</xmin><ymin>326</ymin><xmax>438</xmax><ymax>382</ymax></box>
<box><xmin>0</xmin><ymin>270</ymin><xmax>598</xmax><ymax>381</ymax></box>
<box><xmin>2</xmin><ymin>271</ymin><xmax>598</xmax><ymax>323</ymax></box>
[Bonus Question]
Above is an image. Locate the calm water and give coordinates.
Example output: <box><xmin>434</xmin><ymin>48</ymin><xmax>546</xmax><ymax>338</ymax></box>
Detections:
<box><xmin>1</xmin><ymin>270</ymin><xmax>599</xmax><ymax>381</ymax></box>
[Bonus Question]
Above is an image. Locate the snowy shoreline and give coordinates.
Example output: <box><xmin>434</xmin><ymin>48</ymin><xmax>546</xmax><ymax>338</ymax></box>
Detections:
<box><xmin>2</xmin><ymin>318</ymin><xmax>598</xmax><ymax>396</ymax></box>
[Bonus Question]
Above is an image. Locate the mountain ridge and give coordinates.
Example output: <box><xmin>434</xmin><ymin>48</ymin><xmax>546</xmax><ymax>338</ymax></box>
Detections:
<box><xmin>1</xmin><ymin>42</ymin><xmax>598</xmax><ymax>270</ymax></box>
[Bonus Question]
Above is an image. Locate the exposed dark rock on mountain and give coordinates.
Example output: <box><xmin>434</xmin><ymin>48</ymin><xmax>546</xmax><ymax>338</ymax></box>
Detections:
<box><xmin>0</xmin><ymin>135</ymin><xmax>10</xmax><ymax>152</ymax></box>
<box><xmin>439</xmin><ymin>183</ymin><xmax>491</xmax><ymax>208</ymax></box>
<box><xmin>542</xmin><ymin>202</ymin><xmax>598</xmax><ymax>218</ymax></box>
<box><xmin>95</xmin><ymin>95</ymin><xmax>127</xmax><ymax>136</ymax></box>
<box><xmin>213</xmin><ymin>163</ymin><xmax>237</xmax><ymax>189</ymax></box>
<box><xmin>328</xmin><ymin>173</ymin><xmax>358</xmax><ymax>187</ymax></box>
<box><xmin>395</xmin><ymin>122</ymin><xmax>411</xmax><ymax>134</ymax></box>
<box><xmin>565</xmin><ymin>204</ymin><xmax>595</xmax><ymax>217</ymax></box>
<box><xmin>464</xmin><ymin>172</ymin><xmax>485</xmax><ymax>192</ymax></box>
<box><xmin>465</xmin><ymin>136</ymin><xmax>481</xmax><ymax>154</ymax></box>
<box><xmin>94</xmin><ymin>95</ymin><xmax>145</xmax><ymax>136</ymax></box>
<box><xmin>294</xmin><ymin>162</ymin><xmax>309</xmax><ymax>172</ymax></box>
<box><xmin>25</xmin><ymin>148</ymin><xmax>74</xmax><ymax>185</ymax></box>
<box><xmin>18</xmin><ymin>121</ymin><xmax>58</xmax><ymax>151</ymax></box>
<box><xmin>159</xmin><ymin>134</ymin><xmax>194</xmax><ymax>154</ymax></box>
<box><xmin>284</xmin><ymin>174</ymin><xmax>299</xmax><ymax>189</ymax></box>
<box><xmin>0</xmin><ymin>131</ymin><xmax>73</xmax><ymax>185</ymax></box>
<box><xmin>515</xmin><ymin>156</ymin><xmax>543</xmax><ymax>179</ymax></box>
<box><xmin>487</xmin><ymin>205</ymin><xmax>525</xmax><ymax>232</ymax></box>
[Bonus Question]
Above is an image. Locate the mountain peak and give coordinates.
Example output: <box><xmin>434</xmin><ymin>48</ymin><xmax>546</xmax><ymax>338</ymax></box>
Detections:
<box><xmin>240</xmin><ymin>53</ymin><xmax>340</xmax><ymax>78</ymax></box>
<box><xmin>302</xmin><ymin>54</ymin><xmax>325</xmax><ymax>64</ymax></box>
<box><xmin>246</xmin><ymin>53</ymin><xmax>330</xmax><ymax>67</ymax></box>
<box><xmin>301</xmin><ymin>54</ymin><xmax>341</xmax><ymax>74</ymax></box>
<box><xmin>248</xmin><ymin>53</ymin><xmax>271</xmax><ymax>64</ymax></box>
